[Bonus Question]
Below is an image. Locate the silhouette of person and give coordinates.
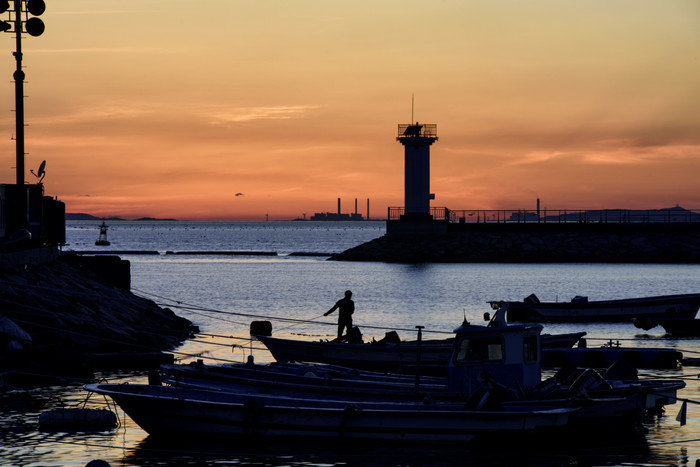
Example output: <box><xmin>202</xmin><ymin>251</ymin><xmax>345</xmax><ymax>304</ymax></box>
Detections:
<box><xmin>324</xmin><ymin>290</ymin><xmax>354</xmax><ymax>339</ymax></box>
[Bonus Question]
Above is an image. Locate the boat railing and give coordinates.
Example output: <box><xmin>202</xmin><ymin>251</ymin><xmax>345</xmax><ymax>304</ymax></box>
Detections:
<box><xmin>387</xmin><ymin>207</ymin><xmax>700</xmax><ymax>224</ymax></box>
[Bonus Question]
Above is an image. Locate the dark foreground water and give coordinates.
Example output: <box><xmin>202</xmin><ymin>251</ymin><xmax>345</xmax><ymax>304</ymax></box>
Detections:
<box><xmin>1</xmin><ymin>221</ymin><xmax>699</xmax><ymax>466</ymax></box>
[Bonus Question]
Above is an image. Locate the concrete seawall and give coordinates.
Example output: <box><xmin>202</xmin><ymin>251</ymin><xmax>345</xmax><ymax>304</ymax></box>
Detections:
<box><xmin>332</xmin><ymin>221</ymin><xmax>700</xmax><ymax>263</ymax></box>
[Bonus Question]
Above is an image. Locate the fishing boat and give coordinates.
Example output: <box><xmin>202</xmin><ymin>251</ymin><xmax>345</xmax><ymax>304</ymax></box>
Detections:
<box><xmin>84</xmin><ymin>382</ymin><xmax>573</xmax><ymax>442</ymax></box>
<box><xmin>159</xmin><ymin>362</ymin><xmax>684</xmax><ymax>434</ymax></box>
<box><xmin>541</xmin><ymin>343</ymin><xmax>683</xmax><ymax>369</ymax></box>
<box><xmin>162</xmin><ymin>317</ymin><xmax>683</xmax><ymax>428</ymax></box>
<box><xmin>160</xmin><ymin>360</ymin><xmax>451</xmax><ymax>400</ymax></box>
<box><xmin>257</xmin><ymin>333</ymin><xmax>450</xmax><ymax>376</ymax></box>
<box><xmin>87</xmin><ymin>320</ymin><xmax>580</xmax><ymax>441</ymax></box>
<box><xmin>490</xmin><ymin>293</ymin><xmax>700</xmax><ymax>323</ymax></box>
<box><xmin>247</xmin><ymin>305</ymin><xmax>684</xmax><ymax>417</ymax></box>
<box><xmin>160</xmin><ymin>358</ymin><xmax>684</xmax><ymax>426</ymax></box>
<box><xmin>88</xmin><ymin>318</ymin><xmax>685</xmax><ymax>441</ymax></box>
<box><xmin>254</xmin><ymin>328</ymin><xmax>585</xmax><ymax>376</ymax></box>
<box><xmin>633</xmin><ymin>317</ymin><xmax>700</xmax><ymax>338</ymax></box>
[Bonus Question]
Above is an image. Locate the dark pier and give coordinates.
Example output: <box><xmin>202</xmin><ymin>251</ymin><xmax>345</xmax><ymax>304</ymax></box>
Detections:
<box><xmin>332</xmin><ymin>207</ymin><xmax>700</xmax><ymax>263</ymax></box>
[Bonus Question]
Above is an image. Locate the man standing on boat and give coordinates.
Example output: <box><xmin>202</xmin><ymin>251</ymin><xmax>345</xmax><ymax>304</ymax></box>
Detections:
<box><xmin>324</xmin><ymin>290</ymin><xmax>354</xmax><ymax>340</ymax></box>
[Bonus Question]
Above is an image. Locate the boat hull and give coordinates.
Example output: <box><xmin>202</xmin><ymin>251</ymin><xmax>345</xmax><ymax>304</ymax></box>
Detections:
<box><xmin>256</xmin><ymin>332</ymin><xmax>586</xmax><ymax>376</ymax></box>
<box><xmin>85</xmin><ymin>383</ymin><xmax>571</xmax><ymax>442</ymax></box>
<box><xmin>257</xmin><ymin>336</ymin><xmax>451</xmax><ymax>375</ymax></box>
<box><xmin>159</xmin><ymin>361</ymin><xmax>684</xmax><ymax>431</ymax></box>
<box><xmin>495</xmin><ymin>294</ymin><xmax>700</xmax><ymax>323</ymax></box>
<box><xmin>650</xmin><ymin>318</ymin><xmax>700</xmax><ymax>337</ymax></box>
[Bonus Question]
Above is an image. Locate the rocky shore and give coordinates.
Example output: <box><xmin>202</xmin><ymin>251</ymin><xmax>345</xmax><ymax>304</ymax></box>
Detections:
<box><xmin>0</xmin><ymin>253</ymin><xmax>196</xmax><ymax>385</ymax></box>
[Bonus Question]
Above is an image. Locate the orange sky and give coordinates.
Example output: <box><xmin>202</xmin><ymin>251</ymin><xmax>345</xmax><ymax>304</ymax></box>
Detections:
<box><xmin>1</xmin><ymin>1</ymin><xmax>699</xmax><ymax>220</ymax></box>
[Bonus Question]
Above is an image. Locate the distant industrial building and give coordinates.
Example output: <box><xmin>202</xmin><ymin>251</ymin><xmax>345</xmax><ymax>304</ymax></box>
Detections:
<box><xmin>310</xmin><ymin>198</ymin><xmax>367</xmax><ymax>221</ymax></box>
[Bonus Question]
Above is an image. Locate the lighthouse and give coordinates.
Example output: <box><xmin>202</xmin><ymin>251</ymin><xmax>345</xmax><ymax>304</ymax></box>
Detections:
<box><xmin>397</xmin><ymin>122</ymin><xmax>438</xmax><ymax>220</ymax></box>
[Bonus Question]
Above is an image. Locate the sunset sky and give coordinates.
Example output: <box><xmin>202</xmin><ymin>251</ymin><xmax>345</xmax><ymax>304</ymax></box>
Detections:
<box><xmin>1</xmin><ymin>0</ymin><xmax>699</xmax><ymax>220</ymax></box>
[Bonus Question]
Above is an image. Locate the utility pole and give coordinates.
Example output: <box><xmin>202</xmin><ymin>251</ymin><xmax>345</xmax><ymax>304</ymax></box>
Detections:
<box><xmin>1</xmin><ymin>0</ymin><xmax>46</xmax><ymax>231</ymax></box>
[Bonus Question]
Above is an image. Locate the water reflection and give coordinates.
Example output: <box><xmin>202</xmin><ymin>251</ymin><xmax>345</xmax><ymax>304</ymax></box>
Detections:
<box><xmin>116</xmin><ymin>430</ymin><xmax>670</xmax><ymax>467</ymax></box>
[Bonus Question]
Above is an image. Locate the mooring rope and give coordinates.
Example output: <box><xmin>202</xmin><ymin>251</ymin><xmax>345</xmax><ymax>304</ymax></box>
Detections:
<box><xmin>132</xmin><ymin>287</ymin><xmax>455</xmax><ymax>336</ymax></box>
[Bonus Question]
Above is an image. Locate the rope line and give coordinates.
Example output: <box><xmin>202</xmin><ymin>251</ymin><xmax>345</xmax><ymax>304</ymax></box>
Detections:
<box><xmin>2</xmin><ymin>276</ymin><xmax>697</xmax><ymax>343</ymax></box>
<box><xmin>4</xmin><ymin>277</ymin><xmax>700</xmax><ymax>368</ymax></box>
<box><xmin>132</xmin><ymin>286</ymin><xmax>455</xmax><ymax>335</ymax></box>
<box><xmin>1</xmin><ymin>278</ymin><xmax>696</xmax><ymax>340</ymax></box>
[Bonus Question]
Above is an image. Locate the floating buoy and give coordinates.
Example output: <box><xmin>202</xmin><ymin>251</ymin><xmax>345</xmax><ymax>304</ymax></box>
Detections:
<box><xmin>38</xmin><ymin>408</ymin><xmax>117</xmax><ymax>430</ymax></box>
<box><xmin>85</xmin><ymin>461</ymin><xmax>111</xmax><ymax>467</ymax></box>
<box><xmin>95</xmin><ymin>219</ymin><xmax>111</xmax><ymax>246</ymax></box>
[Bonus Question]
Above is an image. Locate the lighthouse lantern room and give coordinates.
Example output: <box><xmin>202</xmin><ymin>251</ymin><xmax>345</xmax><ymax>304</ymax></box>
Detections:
<box><xmin>396</xmin><ymin>122</ymin><xmax>438</xmax><ymax>220</ymax></box>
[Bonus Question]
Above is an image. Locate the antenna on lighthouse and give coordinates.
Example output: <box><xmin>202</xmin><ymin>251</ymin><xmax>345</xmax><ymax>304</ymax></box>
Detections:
<box><xmin>411</xmin><ymin>93</ymin><xmax>414</xmax><ymax>124</ymax></box>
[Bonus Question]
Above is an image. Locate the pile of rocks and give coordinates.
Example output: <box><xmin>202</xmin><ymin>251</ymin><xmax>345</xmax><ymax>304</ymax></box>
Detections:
<box><xmin>331</xmin><ymin>227</ymin><xmax>700</xmax><ymax>263</ymax></box>
<box><xmin>0</xmin><ymin>254</ymin><xmax>196</xmax><ymax>383</ymax></box>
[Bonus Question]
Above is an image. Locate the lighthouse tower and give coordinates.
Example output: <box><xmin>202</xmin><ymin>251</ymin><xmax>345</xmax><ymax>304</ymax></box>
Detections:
<box><xmin>397</xmin><ymin>122</ymin><xmax>438</xmax><ymax>220</ymax></box>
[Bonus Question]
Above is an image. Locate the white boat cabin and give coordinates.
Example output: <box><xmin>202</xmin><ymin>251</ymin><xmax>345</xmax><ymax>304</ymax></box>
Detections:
<box><xmin>446</xmin><ymin>321</ymin><xmax>543</xmax><ymax>397</ymax></box>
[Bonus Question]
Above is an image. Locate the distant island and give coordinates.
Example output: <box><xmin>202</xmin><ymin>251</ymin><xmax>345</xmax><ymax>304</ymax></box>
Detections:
<box><xmin>66</xmin><ymin>213</ymin><xmax>177</xmax><ymax>221</ymax></box>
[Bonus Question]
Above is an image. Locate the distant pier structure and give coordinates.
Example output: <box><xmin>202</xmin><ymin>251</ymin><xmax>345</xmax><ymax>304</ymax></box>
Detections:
<box><xmin>397</xmin><ymin>122</ymin><xmax>438</xmax><ymax>221</ymax></box>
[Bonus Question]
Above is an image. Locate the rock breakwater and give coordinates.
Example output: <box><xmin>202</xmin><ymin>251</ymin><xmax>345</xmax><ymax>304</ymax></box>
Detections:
<box><xmin>332</xmin><ymin>222</ymin><xmax>700</xmax><ymax>263</ymax></box>
<box><xmin>0</xmin><ymin>253</ymin><xmax>196</xmax><ymax>384</ymax></box>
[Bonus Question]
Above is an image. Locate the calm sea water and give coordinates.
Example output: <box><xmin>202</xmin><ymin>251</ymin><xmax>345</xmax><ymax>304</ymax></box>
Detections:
<box><xmin>2</xmin><ymin>220</ymin><xmax>700</xmax><ymax>466</ymax></box>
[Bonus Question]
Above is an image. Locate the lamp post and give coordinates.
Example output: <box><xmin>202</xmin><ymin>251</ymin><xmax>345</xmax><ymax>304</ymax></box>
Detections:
<box><xmin>1</xmin><ymin>0</ymin><xmax>46</xmax><ymax>229</ymax></box>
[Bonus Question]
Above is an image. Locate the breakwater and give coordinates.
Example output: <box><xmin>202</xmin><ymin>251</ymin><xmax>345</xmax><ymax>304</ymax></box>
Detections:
<box><xmin>332</xmin><ymin>221</ymin><xmax>700</xmax><ymax>263</ymax></box>
<box><xmin>0</xmin><ymin>253</ymin><xmax>195</xmax><ymax>385</ymax></box>
<box><xmin>71</xmin><ymin>250</ymin><xmax>335</xmax><ymax>257</ymax></box>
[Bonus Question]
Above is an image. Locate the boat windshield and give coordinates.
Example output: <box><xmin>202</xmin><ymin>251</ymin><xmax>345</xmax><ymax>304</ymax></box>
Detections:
<box><xmin>523</xmin><ymin>333</ymin><xmax>538</xmax><ymax>364</ymax></box>
<box><xmin>454</xmin><ymin>336</ymin><xmax>504</xmax><ymax>364</ymax></box>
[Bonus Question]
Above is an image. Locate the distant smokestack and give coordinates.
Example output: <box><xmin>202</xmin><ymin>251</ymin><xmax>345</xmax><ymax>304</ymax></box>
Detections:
<box><xmin>367</xmin><ymin>198</ymin><xmax>370</xmax><ymax>220</ymax></box>
<box><xmin>355</xmin><ymin>198</ymin><xmax>358</xmax><ymax>215</ymax></box>
<box><xmin>338</xmin><ymin>198</ymin><xmax>341</xmax><ymax>215</ymax></box>
<box><xmin>537</xmin><ymin>198</ymin><xmax>540</xmax><ymax>222</ymax></box>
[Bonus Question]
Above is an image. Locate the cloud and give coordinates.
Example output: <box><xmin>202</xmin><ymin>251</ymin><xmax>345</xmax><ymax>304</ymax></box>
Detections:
<box><xmin>33</xmin><ymin>47</ymin><xmax>170</xmax><ymax>54</ymax></box>
<box><xmin>207</xmin><ymin>106</ymin><xmax>319</xmax><ymax>125</ymax></box>
<box><xmin>582</xmin><ymin>142</ymin><xmax>699</xmax><ymax>165</ymax></box>
<box><xmin>509</xmin><ymin>151</ymin><xmax>569</xmax><ymax>166</ymax></box>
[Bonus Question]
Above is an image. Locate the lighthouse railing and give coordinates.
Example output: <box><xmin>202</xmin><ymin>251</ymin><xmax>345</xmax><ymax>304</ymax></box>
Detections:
<box><xmin>387</xmin><ymin>207</ymin><xmax>450</xmax><ymax>221</ymax></box>
<box><xmin>397</xmin><ymin>124</ymin><xmax>438</xmax><ymax>138</ymax></box>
